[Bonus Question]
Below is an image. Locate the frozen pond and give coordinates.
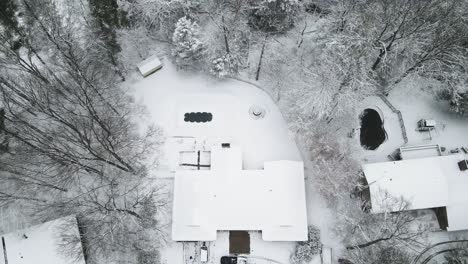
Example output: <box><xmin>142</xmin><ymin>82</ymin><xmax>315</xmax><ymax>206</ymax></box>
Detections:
<box><xmin>360</xmin><ymin>108</ymin><xmax>387</xmax><ymax>150</ymax></box>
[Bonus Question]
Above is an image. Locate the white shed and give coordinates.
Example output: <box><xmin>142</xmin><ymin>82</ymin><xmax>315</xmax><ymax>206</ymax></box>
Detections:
<box><xmin>137</xmin><ymin>55</ymin><xmax>163</xmax><ymax>77</ymax></box>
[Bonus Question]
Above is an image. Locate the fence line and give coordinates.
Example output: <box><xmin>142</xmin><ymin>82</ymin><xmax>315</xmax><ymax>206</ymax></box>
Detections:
<box><xmin>378</xmin><ymin>94</ymin><xmax>408</xmax><ymax>144</ymax></box>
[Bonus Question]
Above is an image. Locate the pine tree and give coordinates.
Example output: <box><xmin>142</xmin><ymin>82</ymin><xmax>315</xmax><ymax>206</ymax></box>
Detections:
<box><xmin>172</xmin><ymin>16</ymin><xmax>205</xmax><ymax>68</ymax></box>
<box><xmin>88</xmin><ymin>0</ymin><xmax>128</xmax><ymax>80</ymax></box>
<box><xmin>0</xmin><ymin>0</ymin><xmax>21</xmax><ymax>49</ymax></box>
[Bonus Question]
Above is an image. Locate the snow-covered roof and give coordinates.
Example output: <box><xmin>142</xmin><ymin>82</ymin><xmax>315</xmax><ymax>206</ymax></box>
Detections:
<box><xmin>0</xmin><ymin>216</ymin><xmax>86</xmax><ymax>264</ymax></box>
<box><xmin>424</xmin><ymin>119</ymin><xmax>436</xmax><ymax>127</ymax></box>
<box><xmin>363</xmin><ymin>154</ymin><xmax>468</xmax><ymax>231</ymax></box>
<box><xmin>171</xmin><ymin>145</ymin><xmax>308</xmax><ymax>241</ymax></box>
<box><xmin>137</xmin><ymin>54</ymin><xmax>163</xmax><ymax>77</ymax></box>
<box><xmin>399</xmin><ymin>144</ymin><xmax>441</xmax><ymax>160</ymax></box>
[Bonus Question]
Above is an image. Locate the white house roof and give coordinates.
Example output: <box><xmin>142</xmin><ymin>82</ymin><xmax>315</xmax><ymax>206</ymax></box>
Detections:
<box><xmin>363</xmin><ymin>154</ymin><xmax>468</xmax><ymax>231</ymax></box>
<box><xmin>171</xmin><ymin>145</ymin><xmax>308</xmax><ymax>241</ymax></box>
<box><xmin>0</xmin><ymin>216</ymin><xmax>86</xmax><ymax>264</ymax></box>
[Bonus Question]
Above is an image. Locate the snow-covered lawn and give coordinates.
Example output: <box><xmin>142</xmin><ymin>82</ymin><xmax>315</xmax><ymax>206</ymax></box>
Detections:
<box><xmin>0</xmin><ymin>216</ymin><xmax>85</xmax><ymax>264</ymax></box>
<box><xmin>129</xmin><ymin>59</ymin><xmax>301</xmax><ymax>171</ymax></box>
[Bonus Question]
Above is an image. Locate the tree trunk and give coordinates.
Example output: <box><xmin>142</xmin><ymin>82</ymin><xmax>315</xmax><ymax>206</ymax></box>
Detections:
<box><xmin>255</xmin><ymin>35</ymin><xmax>268</xmax><ymax>81</ymax></box>
<box><xmin>346</xmin><ymin>237</ymin><xmax>391</xmax><ymax>250</ymax></box>
<box><xmin>222</xmin><ymin>16</ymin><xmax>230</xmax><ymax>54</ymax></box>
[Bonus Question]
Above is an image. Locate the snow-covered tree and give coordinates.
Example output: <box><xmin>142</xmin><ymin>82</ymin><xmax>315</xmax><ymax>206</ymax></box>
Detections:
<box><xmin>450</xmin><ymin>91</ymin><xmax>468</xmax><ymax>116</ymax></box>
<box><xmin>88</xmin><ymin>0</ymin><xmax>128</xmax><ymax>80</ymax></box>
<box><xmin>117</xmin><ymin>0</ymin><xmax>202</xmax><ymax>38</ymax></box>
<box><xmin>0</xmin><ymin>0</ymin><xmax>21</xmax><ymax>50</ymax></box>
<box><xmin>172</xmin><ymin>16</ymin><xmax>205</xmax><ymax>68</ymax></box>
<box><xmin>210</xmin><ymin>53</ymin><xmax>240</xmax><ymax>78</ymax></box>
<box><xmin>331</xmin><ymin>0</ymin><xmax>468</xmax><ymax>93</ymax></box>
<box><xmin>344</xmin><ymin>245</ymin><xmax>412</xmax><ymax>264</ymax></box>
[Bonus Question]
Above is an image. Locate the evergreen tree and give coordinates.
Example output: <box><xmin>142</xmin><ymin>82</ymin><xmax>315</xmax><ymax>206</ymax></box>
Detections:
<box><xmin>210</xmin><ymin>53</ymin><xmax>240</xmax><ymax>78</ymax></box>
<box><xmin>0</xmin><ymin>0</ymin><xmax>21</xmax><ymax>49</ymax></box>
<box><xmin>88</xmin><ymin>0</ymin><xmax>128</xmax><ymax>79</ymax></box>
<box><xmin>172</xmin><ymin>16</ymin><xmax>205</xmax><ymax>68</ymax></box>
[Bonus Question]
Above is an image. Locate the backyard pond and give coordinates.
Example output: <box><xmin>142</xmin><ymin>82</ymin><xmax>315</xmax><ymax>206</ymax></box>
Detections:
<box><xmin>360</xmin><ymin>108</ymin><xmax>387</xmax><ymax>150</ymax></box>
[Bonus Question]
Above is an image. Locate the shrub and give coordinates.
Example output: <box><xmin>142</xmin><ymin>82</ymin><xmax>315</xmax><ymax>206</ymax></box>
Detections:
<box><xmin>291</xmin><ymin>226</ymin><xmax>322</xmax><ymax>264</ymax></box>
<box><xmin>210</xmin><ymin>53</ymin><xmax>240</xmax><ymax>78</ymax></box>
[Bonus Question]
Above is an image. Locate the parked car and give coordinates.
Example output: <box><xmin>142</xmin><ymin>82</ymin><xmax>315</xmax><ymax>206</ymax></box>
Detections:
<box><xmin>220</xmin><ymin>256</ymin><xmax>247</xmax><ymax>264</ymax></box>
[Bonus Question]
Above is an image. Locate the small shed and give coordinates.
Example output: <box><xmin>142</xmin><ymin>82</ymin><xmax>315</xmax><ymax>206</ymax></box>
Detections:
<box><xmin>137</xmin><ymin>55</ymin><xmax>163</xmax><ymax>77</ymax></box>
<box><xmin>417</xmin><ymin>119</ymin><xmax>436</xmax><ymax>131</ymax></box>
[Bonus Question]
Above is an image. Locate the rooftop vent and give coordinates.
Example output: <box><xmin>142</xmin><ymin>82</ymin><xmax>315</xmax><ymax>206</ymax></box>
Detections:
<box><xmin>221</xmin><ymin>143</ymin><xmax>230</xmax><ymax>148</ymax></box>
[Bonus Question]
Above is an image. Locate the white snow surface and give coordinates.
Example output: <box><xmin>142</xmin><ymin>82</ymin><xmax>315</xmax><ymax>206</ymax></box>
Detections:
<box><xmin>0</xmin><ymin>216</ymin><xmax>85</xmax><ymax>264</ymax></box>
<box><xmin>129</xmin><ymin>58</ymin><xmax>301</xmax><ymax>171</ymax></box>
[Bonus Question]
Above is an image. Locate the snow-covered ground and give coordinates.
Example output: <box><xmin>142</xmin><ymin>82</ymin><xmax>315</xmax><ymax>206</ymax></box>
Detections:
<box><xmin>0</xmin><ymin>216</ymin><xmax>85</xmax><ymax>264</ymax></box>
<box><xmin>355</xmin><ymin>77</ymin><xmax>468</xmax><ymax>163</ymax></box>
<box><xmin>128</xmin><ymin>59</ymin><xmax>309</xmax><ymax>263</ymax></box>
<box><xmin>129</xmin><ymin>58</ymin><xmax>301</xmax><ymax>171</ymax></box>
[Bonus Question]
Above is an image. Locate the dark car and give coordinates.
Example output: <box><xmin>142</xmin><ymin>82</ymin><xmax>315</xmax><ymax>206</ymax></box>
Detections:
<box><xmin>220</xmin><ymin>256</ymin><xmax>247</xmax><ymax>264</ymax></box>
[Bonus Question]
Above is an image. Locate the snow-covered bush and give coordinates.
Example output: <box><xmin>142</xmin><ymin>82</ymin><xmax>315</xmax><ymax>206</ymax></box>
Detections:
<box><xmin>210</xmin><ymin>53</ymin><xmax>240</xmax><ymax>78</ymax></box>
<box><xmin>291</xmin><ymin>226</ymin><xmax>322</xmax><ymax>264</ymax></box>
<box><xmin>450</xmin><ymin>91</ymin><xmax>468</xmax><ymax>116</ymax></box>
<box><xmin>249</xmin><ymin>0</ymin><xmax>300</xmax><ymax>32</ymax></box>
<box><xmin>438</xmin><ymin>84</ymin><xmax>468</xmax><ymax>116</ymax></box>
<box><xmin>172</xmin><ymin>16</ymin><xmax>205</xmax><ymax>68</ymax></box>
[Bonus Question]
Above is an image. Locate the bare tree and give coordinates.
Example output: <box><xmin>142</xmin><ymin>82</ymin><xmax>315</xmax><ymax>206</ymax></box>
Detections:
<box><xmin>338</xmin><ymin>193</ymin><xmax>432</xmax><ymax>257</ymax></box>
<box><xmin>333</xmin><ymin>0</ymin><xmax>468</xmax><ymax>92</ymax></box>
<box><xmin>0</xmin><ymin>1</ymin><xmax>165</xmax><ymax>262</ymax></box>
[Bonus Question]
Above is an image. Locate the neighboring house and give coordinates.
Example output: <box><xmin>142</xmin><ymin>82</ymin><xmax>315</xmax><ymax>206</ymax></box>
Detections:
<box><xmin>1</xmin><ymin>216</ymin><xmax>86</xmax><ymax>264</ymax></box>
<box><xmin>171</xmin><ymin>144</ymin><xmax>308</xmax><ymax>241</ymax></box>
<box><xmin>363</xmin><ymin>153</ymin><xmax>468</xmax><ymax>231</ymax></box>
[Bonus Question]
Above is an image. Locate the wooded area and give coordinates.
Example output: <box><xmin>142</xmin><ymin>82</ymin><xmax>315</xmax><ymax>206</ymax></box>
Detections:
<box><xmin>1</xmin><ymin>0</ymin><xmax>467</xmax><ymax>263</ymax></box>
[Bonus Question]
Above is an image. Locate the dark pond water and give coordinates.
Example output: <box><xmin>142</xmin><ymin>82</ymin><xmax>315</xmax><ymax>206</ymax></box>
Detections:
<box><xmin>360</xmin><ymin>109</ymin><xmax>387</xmax><ymax>150</ymax></box>
<box><xmin>184</xmin><ymin>112</ymin><xmax>213</xmax><ymax>123</ymax></box>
